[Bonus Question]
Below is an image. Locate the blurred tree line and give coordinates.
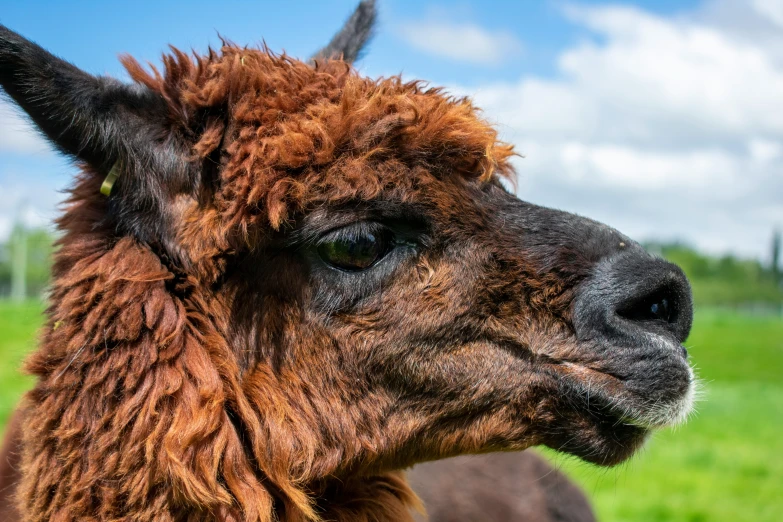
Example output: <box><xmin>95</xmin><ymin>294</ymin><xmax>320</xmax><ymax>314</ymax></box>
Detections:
<box><xmin>646</xmin><ymin>235</ymin><xmax>783</xmax><ymax>308</ymax></box>
<box><xmin>0</xmin><ymin>226</ymin><xmax>55</xmax><ymax>300</ymax></box>
<box><xmin>0</xmin><ymin>226</ymin><xmax>781</xmax><ymax>308</ymax></box>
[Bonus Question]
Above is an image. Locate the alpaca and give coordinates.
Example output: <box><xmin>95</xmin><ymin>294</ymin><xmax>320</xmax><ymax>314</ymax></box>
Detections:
<box><xmin>0</xmin><ymin>1</ymin><xmax>696</xmax><ymax>520</ymax></box>
<box><xmin>0</xmin><ymin>7</ymin><xmax>597</xmax><ymax>522</ymax></box>
<box><xmin>409</xmin><ymin>453</ymin><xmax>596</xmax><ymax>522</ymax></box>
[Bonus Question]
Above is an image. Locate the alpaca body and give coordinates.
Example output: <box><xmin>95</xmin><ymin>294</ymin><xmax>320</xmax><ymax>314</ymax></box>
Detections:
<box><xmin>409</xmin><ymin>453</ymin><xmax>596</xmax><ymax>522</ymax></box>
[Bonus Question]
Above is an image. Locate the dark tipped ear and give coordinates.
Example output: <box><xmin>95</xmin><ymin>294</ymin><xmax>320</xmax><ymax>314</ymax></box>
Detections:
<box><xmin>0</xmin><ymin>25</ymin><xmax>172</xmax><ymax>170</ymax></box>
<box><xmin>311</xmin><ymin>0</ymin><xmax>377</xmax><ymax>64</ymax></box>
<box><xmin>0</xmin><ymin>25</ymin><xmax>191</xmax><ymax>257</ymax></box>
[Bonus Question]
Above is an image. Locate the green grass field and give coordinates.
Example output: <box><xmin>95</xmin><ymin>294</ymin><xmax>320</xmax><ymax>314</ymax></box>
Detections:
<box><xmin>0</xmin><ymin>301</ymin><xmax>39</xmax><ymax>430</ymax></box>
<box><xmin>540</xmin><ymin>310</ymin><xmax>783</xmax><ymax>522</ymax></box>
<box><xmin>1</xmin><ymin>301</ymin><xmax>781</xmax><ymax>521</ymax></box>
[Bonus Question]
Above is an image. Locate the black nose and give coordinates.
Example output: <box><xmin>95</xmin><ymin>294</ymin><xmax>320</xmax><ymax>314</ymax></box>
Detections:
<box><xmin>573</xmin><ymin>249</ymin><xmax>694</xmax><ymax>352</ymax></box>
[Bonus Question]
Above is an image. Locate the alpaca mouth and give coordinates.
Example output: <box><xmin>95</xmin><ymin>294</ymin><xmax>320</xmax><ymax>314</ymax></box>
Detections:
<box><xmin>541</xmin><ymin>338</ymin><xmax>698</xmax><ymax>465</ymax></box>
<box><xmin>559</xmin><ymin>359</ymin><xmax>698</xmax><ymax>430</ymax></box>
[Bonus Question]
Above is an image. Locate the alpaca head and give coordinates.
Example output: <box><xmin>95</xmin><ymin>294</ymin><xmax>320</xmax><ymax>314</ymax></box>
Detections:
<box><xmin>1</xmin><ymin>3</ymin><xmax>696</xmax><ymax>519</ymax></box>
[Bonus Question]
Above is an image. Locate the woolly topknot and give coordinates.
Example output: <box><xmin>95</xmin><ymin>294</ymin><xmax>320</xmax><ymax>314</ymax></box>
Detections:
<box><xmin>122</xmin><ymin>45</ymin><xmax>516</xmax><ymax>233</ymax></box>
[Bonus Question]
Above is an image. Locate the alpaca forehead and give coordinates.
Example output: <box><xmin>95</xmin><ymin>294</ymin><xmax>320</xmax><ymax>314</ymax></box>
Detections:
<box><xmin>128</xmin><ymin>45</ymin><xmax>518</xmax><ymax>232</ymax></box>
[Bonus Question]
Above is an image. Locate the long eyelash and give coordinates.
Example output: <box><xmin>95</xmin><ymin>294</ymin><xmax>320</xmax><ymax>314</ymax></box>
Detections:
<box><xmin>316</xmin><ymin>221</ymin><xmax>390</xmax><ymax>246</ymax></box>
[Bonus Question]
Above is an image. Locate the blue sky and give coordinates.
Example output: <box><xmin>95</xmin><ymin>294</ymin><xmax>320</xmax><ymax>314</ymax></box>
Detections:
<box><xmin>0</xmin><ymin>0</ymin><xmax>699</xmax><ymax>83</ymax></box>
<box><xmin>1</xmin><ymin>0</ymin><xmax>781</xmax><ymax>260</ymax></box>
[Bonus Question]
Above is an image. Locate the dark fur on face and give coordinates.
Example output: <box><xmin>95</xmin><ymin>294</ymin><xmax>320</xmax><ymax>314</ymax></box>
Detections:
<box><xmin>0</xmin><ymin>13</ymin><xmax>695</xmax><ymax>522</ymax></box>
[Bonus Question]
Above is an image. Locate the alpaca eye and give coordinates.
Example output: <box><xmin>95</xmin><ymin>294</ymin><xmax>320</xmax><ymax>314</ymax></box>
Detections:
<box><xmin>318</xmin><ymin>227</ymin><xmax>392</xmax><ymax>271</ymax></box>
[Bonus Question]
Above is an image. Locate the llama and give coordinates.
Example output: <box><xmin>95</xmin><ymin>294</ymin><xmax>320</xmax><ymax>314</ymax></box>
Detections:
<box><xmin>408</xmin><ymin>453</ymin><xmax>596</xmax><ymax>522</ymax></box>
<box><xmin>0</xmin><ymin>7</ymin><xmax>598</xmax><ymax>522</ymax></box>
<box><xmin>0</xmin><ymin>1</ymin><xmax>696</xmax><ymax>520</ymax></box>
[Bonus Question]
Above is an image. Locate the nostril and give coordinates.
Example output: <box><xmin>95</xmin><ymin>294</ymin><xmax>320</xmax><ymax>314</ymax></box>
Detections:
<box><xmin>617</xmin><ymin>287</ymin><xmax>678</xmax><ymax>325</ymax></box>
<box><xmin>574</xmin><ymin>253</ymin><xmax>694</xmax><ymax>345</ymax></box>
<box><xmin>649</xmin><ymin>298</ymin><xmax>671</xmax><ymax>322</ymax></box>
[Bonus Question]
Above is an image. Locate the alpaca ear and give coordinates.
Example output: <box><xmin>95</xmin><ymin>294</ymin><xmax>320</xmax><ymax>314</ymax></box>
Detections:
<box><xmin>311</xmin><ymin>0</ymin><xmax>377</xmax><ymax>64</ymax></box>
<box><xmin>0</xmin><ymin>25</ymin><xmax>190</xmax><ymax>251</ymax></box>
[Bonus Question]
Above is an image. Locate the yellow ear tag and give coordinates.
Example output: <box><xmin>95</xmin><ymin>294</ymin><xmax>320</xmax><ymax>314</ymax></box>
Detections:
<box><xmin>100</xmin><ymin>163</ymin><xmax>121</xmax><ymax>196</ymax></box>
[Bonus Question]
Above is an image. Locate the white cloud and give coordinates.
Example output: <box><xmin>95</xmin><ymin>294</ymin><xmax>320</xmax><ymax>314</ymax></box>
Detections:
<box><xmin>0</xmin><ymin>98</ymin><xmax>55</xmax><ymax>155</ymax></box>
<box><xmin>459</xmin><ymin>1</ymin><xmax>783</xmax><ymax>260</ymax></box>
<box><xmin>751</xmin><ymin>0</ymin><xmax>783</xmax><ymax>28</ymax></box>
<box><xmin>748</xmin><ymin>138</ymin><xmax>782</xmax><ymax>164</ymax></box>
<box><xmin>399</xmin><ymin>21</ymin><xmax>522</xmax><ymax>65</ymax></box>
<box><xmin>557</xmin><ymin>143</ymin><xmax>738</xmax><ymax>190</ymax></box>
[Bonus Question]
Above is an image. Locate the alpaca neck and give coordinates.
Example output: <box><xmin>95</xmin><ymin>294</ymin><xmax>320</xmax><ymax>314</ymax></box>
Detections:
<box><xmin>17</xmin><ymin>213</ymin><xmax>420</xmax><ymax>521</ymax></box>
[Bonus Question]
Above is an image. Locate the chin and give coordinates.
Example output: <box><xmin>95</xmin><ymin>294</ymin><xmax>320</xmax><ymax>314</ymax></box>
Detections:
<box><xmin>539</xmin><ymin>346</ymin><xmax>699</xmax><ymax>466</ymax></box>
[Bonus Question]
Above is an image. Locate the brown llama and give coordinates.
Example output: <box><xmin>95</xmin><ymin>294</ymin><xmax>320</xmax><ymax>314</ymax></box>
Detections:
<box><xmin>0</xmin><ymin>1</ymin><xmax>696</xmax><ymax>520</ymax></box>
<box><xmin>408</xmin><ymin>453</ymin><xmax>596</xmax><ymax>522</ymax></box>
<box><xmin>0</xmin><ymin>7</ymin><xmax>598</xmax><ymax>522</ymax></box>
